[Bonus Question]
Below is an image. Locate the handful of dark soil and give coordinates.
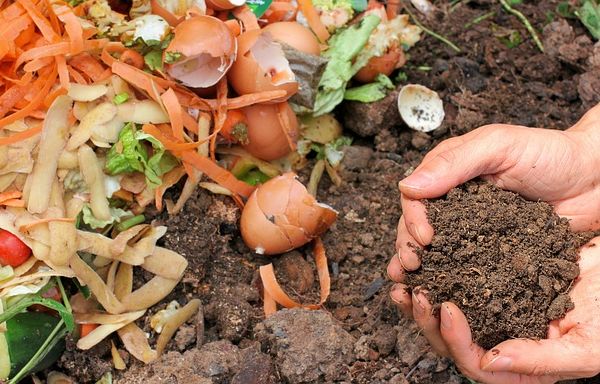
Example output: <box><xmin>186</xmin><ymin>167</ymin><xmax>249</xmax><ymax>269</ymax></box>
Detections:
<box><xmin>405</xmin><ymin>181</ymin><xmax>592</xmax><ymax>349</ymax></box>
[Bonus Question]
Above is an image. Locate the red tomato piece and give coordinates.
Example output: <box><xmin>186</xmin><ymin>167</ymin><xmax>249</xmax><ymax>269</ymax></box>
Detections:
<box><xmin>0</xmin><ymin>229</ymin><xmax>32</xmax><ymax>267</ymax></box>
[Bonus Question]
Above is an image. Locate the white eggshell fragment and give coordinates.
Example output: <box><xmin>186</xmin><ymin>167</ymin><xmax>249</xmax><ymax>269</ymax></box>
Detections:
<box><xmin>397</xmin><ymin>84</ymin><xmax>444</xmax><ymax>132</ymax></box>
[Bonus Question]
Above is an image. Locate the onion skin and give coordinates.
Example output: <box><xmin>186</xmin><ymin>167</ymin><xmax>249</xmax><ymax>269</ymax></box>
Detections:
<box><xmin>240</xmin><ymin>173</ymin><xmax>337</xmax><ymax>255</ymax></box>
<box><xmin>227</xmin><ymin>30</ymin><xmax>298</xmax><ymax>100</ymax></box>
<box><xmin>354</xmin><ymin>45</ymin><xmax>405</xmax><ymax>83</ymax></box>
<box><xmin>263</xmin><ymin>22</ymin><xmax>320</xmax><ymax>55</ymax></box>
<box><xmin>241</xmin><ymin>102</ymin><xmax>298</xmax><ymax>161</ymax></box>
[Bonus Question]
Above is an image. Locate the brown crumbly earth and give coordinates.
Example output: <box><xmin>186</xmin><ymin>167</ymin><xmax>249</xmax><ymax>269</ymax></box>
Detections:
<box><xmin>405</xmin><ymin>180</ymin><xmax>592</xmax><ymax>350</ymax></box>
<box><xmin>54</xmin><ymin>1</ymin><xmax>600</xmax><ymax>383</ymax></box>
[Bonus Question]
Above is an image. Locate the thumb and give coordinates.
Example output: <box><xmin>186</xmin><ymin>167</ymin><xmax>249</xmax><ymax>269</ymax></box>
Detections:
<box><xmin>481</xmin><ymin>335</ymin><xmax>597</xmax><ymax>378</ymax></box>
<box><xmin>399</xmin><ymin>126</ymin><xmax>516</xmax><ymax>199</ymax></box>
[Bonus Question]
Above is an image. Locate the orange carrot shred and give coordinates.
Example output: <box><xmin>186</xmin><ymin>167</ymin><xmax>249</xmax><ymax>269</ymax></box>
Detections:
<box><xmin>1</xmin><ymin>199</ymin><xmax>26</xmax><ymax>208</ymax></box>
<box><xmin>154</xmin><ymin>166</ymin><xmax>186</xmax><ymax>211</ymax></box>
<box><xmin>43</xmin><ymin>87</ymin><xmax>68</xmax><ymax>108</ymax></box>
<box><xmin>150</xmin><ymin>0</ymin><xmax>182</xmax><ymax>26</ymax></box>
<box><xmin>56</xmin><ymin>5</ymin><xmax>84</xmax><ymax>54</ymax></box>
<box><xmin>181</xmin><ymin>151</ymin><xmax>255</xmax><ymax>198</ymax></box>
<box><xmin>296</xmin><ymin>0</ymin><xmax>330</xmax><ymax>43</ymax></box>
<box><xmin>17</xmin><ymin>0</ymin><xmax>59</xmax><ymax>43</ymax></box>
<box><xmin>19</xmin><ymin>217</ymin><xmax>75</xmax><ymax>232</ymax></box>
<box><xmin>263</xmin><ymin>289</ymin><xmax>277</xmax><ymax>317</ymax></box>
<box><xmin>80</xmin><ymin>323</ymin><xmax>99</xmax><ymax>338</ymax></box>
<box><xmin>210</xmin><ymin>78</ymin><xmax>228</xmax><ymax>161</ymax></box>
<box><xmin>142</xmin><ymin>124</ymin><xmax>202</xmax><ymax>151</ymax></box>
<box><xmin>0</xmin><ymin>191</ymin><xmax>22</xmax><ymax>204</ymax></box>
<box><xmin>259</xmin><ymin>237</ymin><xmax>330</xmax><ymax>314</ymax></box>
<box><xmin>70</xmin><ymin>53</ymin><xmax>106</xmax><ymax>82</ymax></box>
<box><xmin>56</xmin><ymin>55</ymin><xmax>70</xmax><ymax>90</ymax></box>
<box><xmin>67</xmin><ymin>65</ymin><xmax>88</xmax><ymax>84</ymax></box>
<box><xmin>0</xmin><ymin>123</ymin><xmax>41</xmax><ymax>146</ymax></box>
<box><xmin>15</xmin><ymin>42</ymin><xmax>70</xmax><ymax>69</ymax></box>
<box><xmin>161</xmin><ymin>88</ymin><xmax>185</xmax><ymax>142</ymax></box>
<box><xmin>0</xmin><ymin>66</ymin><xmax>56</xmax><ymax>127</ymax></box>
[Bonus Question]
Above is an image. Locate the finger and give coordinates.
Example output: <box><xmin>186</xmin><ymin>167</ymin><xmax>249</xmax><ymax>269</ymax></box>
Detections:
<box><xmin>401</xmin><ymin>193</ymin><xmax>433</xmax><ymax>246</ymax></box>
<box><xmin>480</xmin><ymin>334</ymin><xmax>599</xmax><ymax>378</ymax></box>
<box><xmin>399</xmin><ymin>125</ymin><xmax>517</xmax><ymax>199</ymax></box>
<box><xmin>411</xmin><ymin>289</ymin><xmax>449</xmax><ymax>356</ymax></box>
<box><xmin>390</xmin><ymin>283</ymin><xmax>413</xmax><ymax>319</ymax></box>
<box><xmin>387</xmin><ymin>253</ymin><xmax>405</xmax><ymax>283</ymax></box>
<box><xmin>547</xmin><ymin>320</ymin><xmax>562</xmax><ymax>339</ymax></box>
<box><xmin>396</xmin><ymin>216</ymin><xmax>421</xmax><ymax>271</ymax></box>
<box><xmin>440</xmin><ymin>302</ymin><xmax>554</xmax><ymax>384</ymax></box>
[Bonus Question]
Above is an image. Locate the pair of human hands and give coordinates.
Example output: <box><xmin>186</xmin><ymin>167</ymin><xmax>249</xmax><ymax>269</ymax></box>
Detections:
<box><xmin>388</xmin><ymin>104</ymin><xmax>600</xmax><ymax>383</ymax></box>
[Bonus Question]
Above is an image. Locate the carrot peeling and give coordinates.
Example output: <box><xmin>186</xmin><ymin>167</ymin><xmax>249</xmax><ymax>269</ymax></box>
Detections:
<box><xmin>259</xmin><ymin>237</ymin><xmax>330</xmax><ymax>315</ymax></box>
<box><xmin>19</xmin><ymin>217</ymin><xmax>76</xmax><ymax>232</ymax></box>
<box><xmin>161</xmin><ymin>88</ymin><xmax>185</xmax><ymax>141</ymax></box>
<box><xmin>296</xmin><ymin>0</ymin><xmax>330</xmax><ymax>43</ymax></box>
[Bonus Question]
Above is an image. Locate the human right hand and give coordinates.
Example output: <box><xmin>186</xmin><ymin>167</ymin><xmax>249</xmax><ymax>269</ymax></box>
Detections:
<box><xmin>389</xmin><ymin>103</ymin><xmax>600</xmax><ymax>276</ymax></box>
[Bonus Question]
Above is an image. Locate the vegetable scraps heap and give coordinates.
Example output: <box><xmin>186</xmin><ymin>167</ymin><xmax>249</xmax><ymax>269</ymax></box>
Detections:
<box><xmin>0</xmin><ymin>0</ymin><xmax>421</xmax><ymax>381</ymax></box>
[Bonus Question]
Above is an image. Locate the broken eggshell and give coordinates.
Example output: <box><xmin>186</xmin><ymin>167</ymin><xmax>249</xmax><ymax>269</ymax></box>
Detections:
<box><xmin>228</xmin><ymin>29</ymin><xmax>298</xmax><ymax>100</ymax></box>
<box><xmin>164</xmin><ymin>16</ymin><xmax>236</xmax><ymax>88</ymax></box>
<box><xmin>262</xmin><ymin>22</ymin><xmax>320</xmax><ymax>56</ymax></box>
<box><xmin>241</xmin><ymin>102</ymin><xmax>299</xmax><ymax>161</ymax></box>
<box><xmin>397</xmin><ymin>84</ymin><xmax>444</xmax><ymax>132</ymax></box>
<box><xmin>240</xmin><ymin>173</ymin><xmax>337</xmax><ymax>255</ymax></box>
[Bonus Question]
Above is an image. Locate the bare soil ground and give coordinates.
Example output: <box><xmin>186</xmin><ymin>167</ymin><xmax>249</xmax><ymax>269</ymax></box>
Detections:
<box><xmin>57</xmin><ymin>1</ymin><xmax>600</xmax><ymax>383</ymax></box>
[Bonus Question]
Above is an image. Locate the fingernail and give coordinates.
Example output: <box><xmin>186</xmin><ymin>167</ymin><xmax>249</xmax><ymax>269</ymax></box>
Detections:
<box><xmin>482</xmin><ymin>356</ymin><xmax>513</xmax><ymax>372</ymax></box>
<box><xmin>390</xmin><ymin>284</ymin><xmax>406</xmax><ymax>304</ymax></box>
<box><xmin>409</xmin><ymin>223</ymin><xmax>426</xmax><ymax>245</ymax></box>
<box><xmin>440</xmin><ymin>303</ymin><xmax>453</xmax><ymax>329</ymax></box>
<box><xmin>400</xmin><ymin>173</ymin><xmax>434</xmax><ymax>191</ymax></box>
<box><xmin>413</xmin><ymin>292</ymin><xmax>426</xmax><ymax>316</ymax></box>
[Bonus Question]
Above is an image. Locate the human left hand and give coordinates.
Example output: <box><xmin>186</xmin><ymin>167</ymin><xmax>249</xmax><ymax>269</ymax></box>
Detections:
<box><xmin>389</xmin><ymin>237</ymin><xmax>600</xmax><ymax>384</ymax></box>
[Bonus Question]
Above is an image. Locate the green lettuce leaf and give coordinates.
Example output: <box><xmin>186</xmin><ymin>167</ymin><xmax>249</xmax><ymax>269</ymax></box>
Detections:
<box><xmin>576</xmin><ymin>0</ymin><xmax>600</xmax><ymax>40</ymax></box>
<box><xmin>105</xmin><ymin>123</ymin><xmax>179</xmax><ymax>188</ymax></box>
<box><xmin>313</xmin><ymin>14</ymin><xmax>381</xmax><ymax>116</ymax></box>
<box><xmin>81</xmin><ymin>205</ymin><xmax>132</xmax><ymax>229</ymax></box>
<box><xmin>344</xmin><ymin>74</ymin><xmax>394</xmax><ymax>102</ymax></box>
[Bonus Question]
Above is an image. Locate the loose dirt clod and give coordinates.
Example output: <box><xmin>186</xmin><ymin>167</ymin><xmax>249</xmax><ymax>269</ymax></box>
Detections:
<box><xmin>406</xmin><ymin>180</ymin><xmax>592</xmax><ymax>349</ymax></box>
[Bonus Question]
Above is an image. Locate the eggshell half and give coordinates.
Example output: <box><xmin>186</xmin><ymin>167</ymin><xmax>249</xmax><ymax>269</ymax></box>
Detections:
<box><xmin>228</xmin><ymin>30</ymin><xmax>298</xmax><ymax>99</ymax></box>
<box><xmin>165</xmin><ymin>16</ymin><xmax>236</xmax><ymax>88</ymax></box>
<box><xmin>397</xmin><ymin>84</ymin><xmax>445</xmax><ymax>132</ymax></box>
<box><xmin>263</xmin><ymin>22</ymin><xmax>320</xmax><ymax>55</ymax></box>
<box><xmin>240</xmin><ymin>173</ymin><xmax>337</xmax><ymax>255</ymax></box>
<box><xmin>241</xmin><ymin>102</ymin><xmax>298</xmax><ymax>161</ymax></box>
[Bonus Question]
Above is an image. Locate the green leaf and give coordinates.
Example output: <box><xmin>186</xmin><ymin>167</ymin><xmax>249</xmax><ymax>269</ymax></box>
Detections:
<box><xmin>72</xmin><ymin>278</ymin><xmax>91</xmax><ymax>299</ymax></box>
<box><xmin>395</xmin><ymin>71</ymin><xmax>408</xmax><ymax>83</ymax></box>
<box><xmin>313</xmin><ymin>14</ymin><xmax>381</xmax><ymax>115</ymax></box>
<box><xmin>239</xmin><ymin>170</ymin><xmax>271</xmax><ymax>186</ymax></box>
<box><xmin>577</xmin><ymin>0</ymin><xmax>600</xmax><ymax>40</ymax></box>
<box><xmin>106</xmin><ymin>123</ymin><xmax>179</xmax><ymax>188</ymax></box>
<box><xmin>113</xmin><ymin>92</ymin><xmax>130</xmax><ymax>105</ymax></box>
<box><xmin>164</xmin><ymin>51</ymin><xmax>182</xmax><ymax>64</ymax></box>
<box><xmin>0</xmin><ymin>296</ymin><xmax>74</xmax><ymax>332</ymax></box>
<box><xmin>144</xmin><ymin>50</ymin><xmax>164</xmax><ymax>71</ymax></box>
<box><xmin>344</xmin><ymin>74</ymin><xmax>394</xmax><ymax>102</ymax></box>
<box><xmin>556</xmin><ymin>2</ymin><xmax>576</xmax><ymax>18</ymax></box>
<box><xmin>351</xmin><ymin>0</ymin><xmax>367</xmax><ymax>12</ymax></box>
<box><xmin>106</xmin><ymin>123</ymin><xmax>147</xmax><ymax>175</ymax></box>
<box><xmin>325</xmin><ymin>136</ymin><xmax>352</xmax><ymax>167</ymax></box>
<box><xmin>507</xmin><ymin>0</ymin><xmax>522</xmax><ymax>5</ymax></box>
<box><xmin>81</xmin><ymin>204</ymin><xmax>132</xmax><ymax>229</ymax></box>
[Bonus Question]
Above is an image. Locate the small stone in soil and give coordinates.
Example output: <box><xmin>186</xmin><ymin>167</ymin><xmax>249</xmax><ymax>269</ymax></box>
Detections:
<box><xmin>405</xmin><ymin>180</ymin><xmax>592</xmax><ymax>349</ymax></box>
<box><xmin>255</xmin><ymin>308</ymin><xmax>355</xmax><ymax>383</ymax></box>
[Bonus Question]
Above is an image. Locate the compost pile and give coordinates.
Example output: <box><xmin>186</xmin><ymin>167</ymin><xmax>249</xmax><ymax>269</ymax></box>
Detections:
<box><xmin>406</xmin><ymin>180</ymin><xmax>593</xmax><ymax>349</ymax></box>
